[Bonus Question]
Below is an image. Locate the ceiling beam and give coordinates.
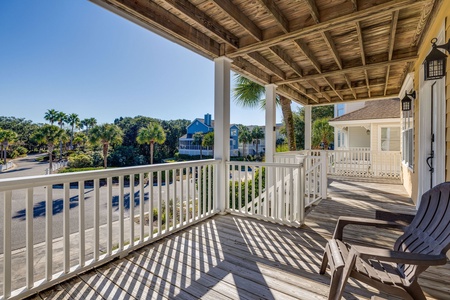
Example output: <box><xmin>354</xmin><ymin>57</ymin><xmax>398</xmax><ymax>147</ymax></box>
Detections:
<box><xmin>162</xmin><ymin>0</ymin><xmax>239</xmax><ymax>48</ymax></box>
<box><xmin>323</xmin><ymin>77</ymin><xmax>344</xmax><ymax>101</ymax></box>
<box><xmin>227</xmin><ymin>0</ymin><xmax>426</xmax><ymax>57</ymax></box>
<box><xmin>246</xmin><ymin>52</ymin><xmax>286</xmax><ymax>80</ymax></box>
<box><xmin>322</xmin><ymin>31</ymin><xmax>343</xmax><ymax>70</ymax></box>
<box><xmin>232</xmin><ymin>57</ymin><xmax>271</xmax><ymax>84</ymax></box>
<box><xmin>294</xmin><ymin>39</ymin><xmax>321</xmax><ymax>73</ymax></box>
<box><xmin>104</xmin><ymin>0</ymin><xmax>221</xmax><ymax>57</ymax></box>
<box><xmin>269</xmin><ymin>46</ymin><xmax>303</xmax><ymax>77</ymax></box>
<box><xmin>256</xmin><ymin>0</ymin><xmax>290</xmax><ymax>33</ymax></box>
<box><xmin>290</xmin><ymin>83</ymin><xmax>319</xmax><ymax>103</ymax></box>
<box><xmin>303</xmin><ymin>0</ymin><xmax>320</xmax><ymax>23</ymax></box>
<box><xmin>355</xmin><ymin>21</ymin><xmax>371</xmax><ymax>97</ymax></box>
<box><xmin>276</xmin><ymin>55</ymin><xmax>417</xmax><ymax>85</ymax></box>
<box><xmin>384</xmin><ymin>11</ymin><xmax>399</xmax><ymax>95</ymax></box>
<box><xmin>212</xmin><ymin>0</ymin><xmax>263</xmax><ymax>41</ymax></box>
<box><xmin>307</xmin><ymin>80</ymin><xmax>332</xmax><ymax>102</ymax></box>
<box><xmin>350</xmin><ymin>0</ymin><xmax>358</xmax><ymax>11</ymax></box>
<box><xmin>344</xmin><ymin>74</ymin><xmax>357</xmax><ymax>99</ymax></box>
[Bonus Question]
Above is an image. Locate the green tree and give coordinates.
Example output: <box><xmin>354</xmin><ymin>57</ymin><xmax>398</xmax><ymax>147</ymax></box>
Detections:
<box><xmin>0</xmin><ymin>129</ymin><xmax>18</xmax><ymax>164</ymax></box>
<box><xmin>73</xmin><ymin>132</ymin><xmax>88</xmax><ymax>150</ymax></box>
<box><xmin>251</xmin><ymin>126</ymin><xmax>264</xmax><ymax>157</ymax></box>
<box><xmin>233</xmin><ymin>75</ymin><xmax>296</xmax><ymax>151</ymax></box>
<box><xmin>312</xmin><ymin>118</ymin><xmax>334</xmax><ymax>149</ymax></box>
<box><xmin>192</xmin><ymin>132</ymin><xmax>204</xmax><ymax>159</ymax></box>
<box><xmin>31</xmin><ymin>125</ymin><xmax>65</xmax><ymax>173</ymax></box>
<box><xmin>89</xmin><ymin>124</ymin><xmax>124</xmax><ymax>168</ymax></box>
<box><xmin>81</xmin><ymin>117</ymin><xmax>97</xmax><ymax>133</ymax></box>
<box><xmin>238</xmin><ymin>125</ymin><xmax>252</xmax><ymax>158</ymax></box>
<box><xmin>44</xmin><ymin>109</ymin><xmax>59</xmax><ymax>125</ymax></box>
<box><xmin>136</xmin><ymin>122</ymin><xmax>166</xmax><ymax>164</ymax></box>
<box><xmin>202</xmin><ymin>132</ymin><xmax>214</xmax><ymax>156</ymax></box>
<box><xmin>67</xmin><ymin>113</ymin><xmax>80</xmax><ymax>149</ymax></box>
<box><xmin>0</xmin><ymin>117</ymin><xmax>39</xmax><ymax>151</ymax></box>
<box><xmin>55</xmin><ymin>111</ymin><xmax>67</xmax><ymax>159</ymax></box>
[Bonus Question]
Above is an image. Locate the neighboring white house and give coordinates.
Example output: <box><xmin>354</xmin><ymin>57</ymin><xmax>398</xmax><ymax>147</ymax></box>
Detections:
<box><xmin>329</xmin><ymin>99</ymin><xmax>401</xmax><ymax>152</ymax></box>
<box><xmin>239</xmin><ymin>123</ymin><xmax>285</xmax><ymax>156</ymax></box>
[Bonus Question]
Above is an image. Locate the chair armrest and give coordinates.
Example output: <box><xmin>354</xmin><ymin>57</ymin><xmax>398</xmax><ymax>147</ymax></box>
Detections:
<box><xmin>333</xmin><ymin>216</ymin><xmax>406</xmax><ymax>240</ymax></box>
<box><xmin>352</xmin><ymin>245</ymin><xmax>448</xmax><ymax>266</ymax></box>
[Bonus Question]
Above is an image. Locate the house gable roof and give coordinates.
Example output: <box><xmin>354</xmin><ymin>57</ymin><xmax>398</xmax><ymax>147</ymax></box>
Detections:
<box><xmin>331</xmin><ymin>99</ymin><xmax>400</xmax><ymax>122</ymax></box>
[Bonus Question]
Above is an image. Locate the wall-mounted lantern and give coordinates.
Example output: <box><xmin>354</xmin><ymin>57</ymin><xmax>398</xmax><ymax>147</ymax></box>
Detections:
<box><xmin>401</xmin><ymin>90</ymin><xmax>415</xmax><ymax>111</ymax></box>
<box><xmin>424</xmin><ymin>38</ymin><xmax>450</xmax><ymax>80</ymax></box>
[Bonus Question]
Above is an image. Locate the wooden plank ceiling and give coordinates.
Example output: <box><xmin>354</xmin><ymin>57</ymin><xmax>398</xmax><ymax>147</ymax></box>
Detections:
<box><xmin>92</xmin><ymin>0</ymin><xmax>438</xmax><ymax>106</ymax></box>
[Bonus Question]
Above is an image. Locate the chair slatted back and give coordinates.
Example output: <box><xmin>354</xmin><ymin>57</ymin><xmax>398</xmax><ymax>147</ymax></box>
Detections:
<box><xmin>394</xmin><ymin>182</ymin><xmax>450</xmax><ymax>281</ymax></box>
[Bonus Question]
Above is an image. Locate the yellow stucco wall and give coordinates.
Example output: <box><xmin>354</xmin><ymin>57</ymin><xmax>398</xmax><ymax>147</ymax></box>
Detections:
<box><xmin>410</xmin><ymin>2</ymin><xmax>450</xmax><ymax>204</ymax></box>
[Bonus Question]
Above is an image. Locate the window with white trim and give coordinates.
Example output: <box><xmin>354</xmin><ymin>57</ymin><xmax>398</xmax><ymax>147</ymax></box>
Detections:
<box><xmin>402</xmin><ymin>105</ymin><xmax>414</xmax><ymax>169</ymax></box>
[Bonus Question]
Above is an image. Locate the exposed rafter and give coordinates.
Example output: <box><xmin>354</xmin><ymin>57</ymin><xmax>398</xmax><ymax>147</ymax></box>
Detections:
<box><xmin>212</xmin><ymin>0</ymin><xmax>263</xmax><ymax>41</ymax></box>
<box><xmin>384</xmin><ymin>11</ymin><xmax>399</xmax><ymax>96</ymax></box>
<box><xmin>268</xmin><ymin>46</ymin><xmax>303</xmax><ymax>77</ymax></box>
<box><xmin>276</xmin><ymin>55</ymin><xmax>417</xmax><ymax>85</ymax></box>
<box><xmin>246</xmin><ymin>52</ymin><xmax>286</xmax><ymax>80</ymax></box>
<box><xmin>323</xmin><ymin>77</ymin><xmax>343</xmax><ymax>101</ymax></box>
<box><xmin>256</xmin><ymin>0</ymin><xmax>290</xmax><ymax>33</ymax></box>
<box><xmin>355</xmin><ymin>21</ymin><xmax>371</xmax><ymax>97</ymax></box>
<box><xmin>162</xmin><ymin>0</ymin><xmax>239</xmax><ymax>48</ymax></box>
<box><xmin>227</xmin><ymin>0</ymin><xmax>425</xmax><ymax>57</ymax></box>
<box><xmin>294</xmin><ymin>39</ymin><xmax>321</xmax><ymax>73</ymax></box>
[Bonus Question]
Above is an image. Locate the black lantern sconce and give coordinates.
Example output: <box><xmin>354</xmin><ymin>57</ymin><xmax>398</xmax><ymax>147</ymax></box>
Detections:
<box><xmin>401</xmin><ymin>90</ymin><xmax>415</xmax><ymax>111</ymax></box>
<box><xmin>424</xmin><ymin>38</ymin><xmax>450</xmax><ymax>80</ymax></box>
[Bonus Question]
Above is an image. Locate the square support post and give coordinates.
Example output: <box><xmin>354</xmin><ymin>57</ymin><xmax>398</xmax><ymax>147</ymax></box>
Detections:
<box><xmin>265</xmin><ymin>84</ymin><xmax>277</xmax><ymax>163</ymax></box>
<box><xmin>214</xmin><ymin>57</ymin><xmax>232</xmax><ymax>213</ymax></box>
<box><xmin>305</xmin><ymin>105</ymin><xmax>312</xmax><ymax>150</ymax></box>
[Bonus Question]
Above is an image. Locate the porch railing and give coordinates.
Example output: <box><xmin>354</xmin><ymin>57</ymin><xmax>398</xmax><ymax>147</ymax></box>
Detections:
<box><xmin>226</xmin><ymin>155</ymin><xmax>327</xmax><ymax>227</ymax></box>
<box><xmin>0</xmin><ymin>159</ymin><xmax>219</xmax><ymax>299</ymax></box>
<box><xmin>276</xmin><ymin>150</ymin><xmax>402</xmax><ymax>180</ymax></box>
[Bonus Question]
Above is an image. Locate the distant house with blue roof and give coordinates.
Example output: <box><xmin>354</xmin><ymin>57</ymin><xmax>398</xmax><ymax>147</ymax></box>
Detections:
<box><xmin>179</xmin><ymin>113</ymin><xmax>239</xmax><ymax>157</ymax></box>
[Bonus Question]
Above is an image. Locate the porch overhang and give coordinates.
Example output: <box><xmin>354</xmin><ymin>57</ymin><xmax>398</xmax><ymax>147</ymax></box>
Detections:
<box><xmin>90</xmin><ymin>0</ymin><xmax>441</xmax><ymax>105</ymax></box>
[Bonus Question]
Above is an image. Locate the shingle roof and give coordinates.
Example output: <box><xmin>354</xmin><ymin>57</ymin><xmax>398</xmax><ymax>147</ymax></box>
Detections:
<box><xmin>331</xmin><ymin>99</ymin><xmax>400</xmax><ymax>122</ymax></box>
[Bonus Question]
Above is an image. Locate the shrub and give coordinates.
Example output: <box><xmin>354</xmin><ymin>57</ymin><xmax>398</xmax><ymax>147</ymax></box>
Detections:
<box><xmin>15</xmin><ymin>146</ymin><xmax>28</xmax><ymax>155</ymax></box>
<box><xmin>68</xmin><ymin>153</ymin><xmax>93</xmax><ymax>168</ymax></box>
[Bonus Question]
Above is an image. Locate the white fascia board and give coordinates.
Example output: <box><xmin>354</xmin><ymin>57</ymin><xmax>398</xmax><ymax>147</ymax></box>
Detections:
<box><xmin>329</xmin><ymin>118</ymin><xmax>400</xmax><ymax>127</ymax></box>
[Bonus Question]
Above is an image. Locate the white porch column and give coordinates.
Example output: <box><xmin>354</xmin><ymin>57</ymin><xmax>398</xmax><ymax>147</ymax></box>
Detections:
<box><xmin>265</xmin><ymin>84</ymin><xmax>277</xmax><ymax>163</ymax></box>
<box><xmin>304</xmin><ymin>105</ymin><xmax>312</xmax><ymax>150</ymax></box>
<box><xmin>214</xmin><ymin>57</ymin><xmax>232</xmax><ymax>213</ymax></box>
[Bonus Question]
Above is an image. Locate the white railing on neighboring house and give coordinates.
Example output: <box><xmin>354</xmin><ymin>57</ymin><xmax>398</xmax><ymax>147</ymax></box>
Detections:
<box><xmin>0</xmin><ymin>160</ymin><xmax>219</xmax><ymax>299</ymax></box>
<box><xmin>45</xmin><ymin>160</ymin><xmax>68</xmax><ymax>175</ymax></box>
<box><xmin>0</xmin><ymin>162</ymin><xmax>13</xmax><ymax>172</ymax></box>
<box><xmin>226</xmin><ymin>154</ymin><xmax>327</xmax><ymax>227</ymax></box>
<box><xmin>277</xmin><ymin>149</ymin><xmax>402</xmax><ymax>180</ymax></box>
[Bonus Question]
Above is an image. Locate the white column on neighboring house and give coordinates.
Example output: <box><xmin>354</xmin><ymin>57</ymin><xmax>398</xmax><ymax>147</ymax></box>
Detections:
<box><xmin>214</xmin><ymin>56</ymin><xmax>232</xmax><ymax>213</ymax></box>
<box><xmin>305</xmin><ymin>105</ymin><xmax>312</xmax><ymax>150</ymax></box>
<box><xmin>265</xmin><ymin>84</ymin><xmax>277</xmax><ymax>162</ymax></box>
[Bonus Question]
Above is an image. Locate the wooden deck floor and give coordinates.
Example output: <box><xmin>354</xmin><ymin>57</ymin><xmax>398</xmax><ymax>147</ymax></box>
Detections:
<box><xmin>30</xmin><ymin>180</ymin><xmax>450</xmax><ymax>300</ymax></box>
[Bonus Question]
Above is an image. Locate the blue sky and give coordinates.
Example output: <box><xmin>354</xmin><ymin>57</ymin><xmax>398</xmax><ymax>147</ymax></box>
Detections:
<box><xmin>0</xmin><ymin>1</ymin><xmax>299</xmax><ymax>125</ymax></box>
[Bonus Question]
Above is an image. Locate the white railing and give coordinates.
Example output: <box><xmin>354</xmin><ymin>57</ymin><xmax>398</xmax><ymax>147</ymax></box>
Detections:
<box><xmin>0</xmin><ymin>162</ymin><xmax>13</xmax><ymax>172</ymax></box>
<box><xmin>327</xmin><ymin>150</ymin><xmax>401</xmax><ymax>179</ymax></box>
<box><xmin>0</xmin><ymin>159</ymin><xmax>219</xmax><ymax>299</ymax></box>
<box><xmin>45</xmin><ymin>160</ymin><xmax>68</xmax><ymax>175</ymax></box>
<box><xmin>226</xmin><ymin>156</ymin><xmax>327</xmax><ymax>227</ymax></box>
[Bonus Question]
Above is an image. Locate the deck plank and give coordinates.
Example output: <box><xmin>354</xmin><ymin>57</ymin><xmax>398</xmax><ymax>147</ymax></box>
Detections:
<box><xmin>28</xmin><ymin>180</ymin><xmax>450</xmax><ymax>300</ymax></box>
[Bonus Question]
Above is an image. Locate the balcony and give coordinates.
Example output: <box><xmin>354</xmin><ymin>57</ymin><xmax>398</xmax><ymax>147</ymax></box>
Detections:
<box><xmin>0</xmin><ymin>154</ymin><xmax>448</xmax><ymax>299</ymax></box>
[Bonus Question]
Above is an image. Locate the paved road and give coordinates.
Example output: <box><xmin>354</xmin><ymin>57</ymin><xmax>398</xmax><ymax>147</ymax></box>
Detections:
<box><xmin>0</xmin><ymin>156</ymin><xmax>194</xmax><ymax>253</ymax></box>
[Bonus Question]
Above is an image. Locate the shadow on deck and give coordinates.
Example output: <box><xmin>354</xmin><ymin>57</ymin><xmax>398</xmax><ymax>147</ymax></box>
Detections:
<box><xmin>29</xmin><ymin>180</ymin><xmax>450</xmax><ymax>300</ymax></box>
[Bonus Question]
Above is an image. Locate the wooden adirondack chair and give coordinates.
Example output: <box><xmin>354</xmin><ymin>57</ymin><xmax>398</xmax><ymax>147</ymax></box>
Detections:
<box><xmin>319</xmin><ymin>182</ymin><xmax>450</xmax><ymax>300</ymax></box>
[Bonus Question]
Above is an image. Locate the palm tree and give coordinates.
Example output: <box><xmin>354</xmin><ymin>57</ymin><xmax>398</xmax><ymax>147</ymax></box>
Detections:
<box><xmin>44</xmin><ymin>109</ymin><xmax>59</xmax><ymax>125</ymax></box>
<box><xmin>202</xmin><ymin>132</ymin><xmax>214</xmax><ymax>156</ymax></box>
<box><xmin>0</xmin><ymin>129</ymin><xmax>18</xmax><ymax>164</ymax></box>
<box><xmin>31</xmin><ymin>125</ymin><xmax>65</xmax><ymax>173</ymax></box>
<box><xmin>73</xmin><ymin>132</ymin><xmax>88</xmax><ymax>150</ymax></box>
<box><xmin>251</xmin><ymin>126</ymin><xmax>264</xmax><ymax>157</ymax></box>
<box><xmin>55</xmin><ymin>112</ymin><xmax>67</xmax><ymax>159</ymax></box>
<box><xmin>89</xmin><ymin>124</ymin><xmax>123</xmax><ymax>168</ymax></box>
<box><xmin>312</xmin><ymin>118</ymin><xmax>334</xmax><ymax>149</ymax></box>
<box><xmin>238</xmin><ymin>125</ymin><xmax>252</xmax><ymax>158</ymax></box>
<box><xmin>192</xmin><ymin>132</ymin><xmax>204</xmax><ymax>159</ymax></box>
<box><xmin>136</xmin><ymin>122</ymin><xmax>166</xmax><ymax>164</ymax></box>
<box><xmin>66</xmin><ymin>113</ymin><xmax>80</xmax><ymax>149</ymax></box>
<box><xmin>233</xmin><ymin>75</ymin><xmax>296</xmax><ymax>151</ymax></box>
<box><xmin>80</xmin><ymin>117</ymin><xmax>97</xmax><ymax>133</ymax></box>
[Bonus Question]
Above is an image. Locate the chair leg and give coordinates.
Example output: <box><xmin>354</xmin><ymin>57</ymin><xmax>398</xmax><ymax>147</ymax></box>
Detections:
<box><xmin>404</xmin><ymin>281</ymin><xmax>426</xmax><ymax>300</ymax></box>
<box><xmin>320</xmin><ymin>251</ymin><xmax>328</xmax><ymax>275</ymax></box>
<box><xmin>328</xmin><ymin>265</ymin><xmax>343</xmax><ymax>300</ymax></box>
